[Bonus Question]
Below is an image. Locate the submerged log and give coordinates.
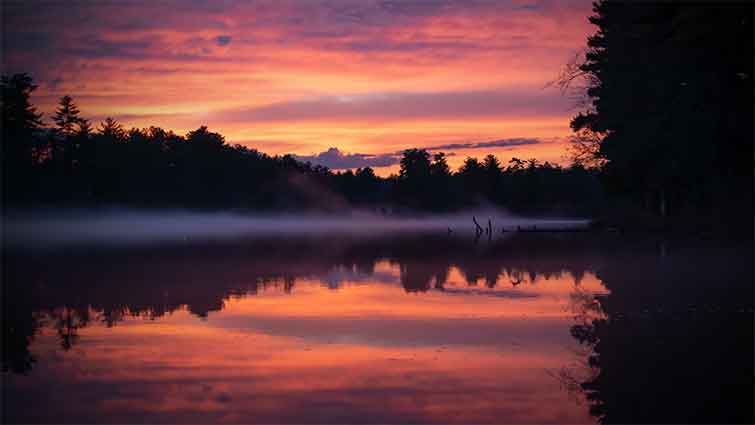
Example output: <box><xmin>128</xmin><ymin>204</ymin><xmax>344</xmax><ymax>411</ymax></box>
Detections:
<box><xmin>472</xmin><ymin>216</ymin><xmax>483</xmax><ymax>236</ymax></box>
<box><xmin>470</xmin><ymin>219</ymin><xmax>589</xmax><ymax>235</ymax></box>
<box><xmin>515</xmin><ymin>227</ymin><xmax>590</xmax><ymax>233</ymax></box>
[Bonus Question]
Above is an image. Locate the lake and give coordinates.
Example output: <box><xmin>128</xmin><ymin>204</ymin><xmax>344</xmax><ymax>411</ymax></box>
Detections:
<box><xmin>3</xmin><ymin>232</ymin><xmax>752</xmax><ymax>423</ymax></box>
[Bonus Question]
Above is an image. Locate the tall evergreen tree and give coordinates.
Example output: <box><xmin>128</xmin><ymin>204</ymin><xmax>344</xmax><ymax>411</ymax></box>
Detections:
<box><xmin>1</xmin><ymin>73</ymin><xmax>44</xmax><ymax>204</ymax></box>
<box><xmin>566</xmin><ymin>1</ymin><xmax>753</xmax><ymax>218</ymax></box>
<box><xmin>97</xmin><ymin>117</ymin><xmax>126</xmax><ymax>142</ymax></box>
<box><xmin>430</xmin><ymin>152</ymin><xmax>450</xmax><ymax>177</ymax></box>
<box><xmin>1</xmin><ymin>74</ymin><xmax>43</xmax><ymax>167</ymax></box>
<box><xmin>53</xmin><ymin>95</ymin><xmax>84</xmax><ymax>137</ymax></box>
<box><xmin>51</xmin><ymin>95</ymin><xmax>89</xmax><ymax>175</ymax></box>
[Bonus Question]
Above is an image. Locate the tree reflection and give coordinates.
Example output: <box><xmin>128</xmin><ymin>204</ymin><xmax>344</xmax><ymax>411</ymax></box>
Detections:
<box><xmin>567</xmin><ymin>240</ymin><xmax>753</xmax><ymax>423</ymax></box>
<box><xmin>3</xmin><ymin>233</ymin><xmax>600</xmax><ymax>367</ymax></box>
<box><xmin>5</xmin><ymin>232</ymin><xmax>751</xmax><ymax>425</ymax></box>
<box><xmin>1</xmin><ymin>298</ymin><xmax>39</xmax><ymax>374</ymax></box>
<box><xmin>53</xmin><ymin>307</ymin><xmax>89</xmax><ymax>351</ymax></box>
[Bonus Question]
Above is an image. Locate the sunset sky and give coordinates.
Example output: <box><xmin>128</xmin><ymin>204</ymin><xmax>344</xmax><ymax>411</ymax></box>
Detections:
<box><xmin>3</xmin><ymin>0</ymin><xmax>593</xmax><ymax>174</ymax></box>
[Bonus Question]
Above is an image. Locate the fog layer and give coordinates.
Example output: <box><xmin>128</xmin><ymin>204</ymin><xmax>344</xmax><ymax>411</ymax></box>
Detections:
<box><xmin>4</xmin><ymin>209</ymin><xmax>589</xmax><ymax>248</ymax></box>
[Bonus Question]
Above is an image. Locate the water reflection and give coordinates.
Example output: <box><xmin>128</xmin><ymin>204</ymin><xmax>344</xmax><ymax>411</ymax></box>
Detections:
<box><xmin>570</xmin><ymin>241</ymin><xmax>754</xmax><ymax>424</ymax></box>
<box><xmin>2</xmin><ymin>234</ymin><xmax>752</xmax><ymax>423</ymax></box>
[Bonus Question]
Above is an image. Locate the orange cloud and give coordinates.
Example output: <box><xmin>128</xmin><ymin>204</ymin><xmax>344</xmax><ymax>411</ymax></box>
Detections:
<box><xmin>3</xmin><ymin>0</ymin><xmax>594</xmax><ymax>169</ymax></box>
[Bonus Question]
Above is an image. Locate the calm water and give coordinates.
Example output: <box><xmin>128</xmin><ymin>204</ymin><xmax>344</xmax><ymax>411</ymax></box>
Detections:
<box><xmin>3</xmin><ymin>233</ymin><xmax>752</xmax><ymax>423</ymax></box>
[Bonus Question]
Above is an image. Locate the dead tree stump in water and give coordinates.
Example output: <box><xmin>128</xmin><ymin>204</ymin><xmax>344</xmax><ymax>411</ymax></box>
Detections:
<box><xmin>472</xmin><ymin>216</ymin><xmax>483</xmax><ymax>237</ymax></box>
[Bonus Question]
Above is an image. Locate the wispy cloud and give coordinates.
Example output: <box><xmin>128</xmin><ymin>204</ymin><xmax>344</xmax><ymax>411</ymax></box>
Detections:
<box><xmin>423</xmin><ymin>138</ymin><xmax>542</xmax><ymax>151</ymax></box>
<box><xmin>2</xmin><ymin>0</ymin><xmax>592</xmax><ymax>164</ymax></box>
<box><xmin>216</xmin><ymin>89</ymin><xmax>570</xmax><ymax>123</ymax></box>
<box><xmin>293</xmin><ymin>138</ymin><xmax>545</xmax><ymax>170</ymax></box>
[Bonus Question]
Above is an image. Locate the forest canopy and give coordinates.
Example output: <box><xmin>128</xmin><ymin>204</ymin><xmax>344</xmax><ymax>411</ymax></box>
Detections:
<box><xmin>1</xmin><ymin>75</ymin><xmax>601</xmax><ymax>214</ymax></box>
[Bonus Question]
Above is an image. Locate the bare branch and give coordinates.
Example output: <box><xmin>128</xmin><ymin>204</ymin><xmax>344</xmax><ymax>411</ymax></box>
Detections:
<box><xmin>567</xmin><ymin>129</ymin><xmax>607</xmax><ymax>169</ymax></box>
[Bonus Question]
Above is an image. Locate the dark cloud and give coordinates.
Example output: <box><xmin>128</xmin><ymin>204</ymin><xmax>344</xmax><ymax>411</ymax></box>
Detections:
<box><xmin>133</xmin><ymin>66</ymin><xmax>182</xmax><ymax>75</ymax></box>
<box><xmin>377</xmin><ymin>0</ymin><xmax>456</xmax><ymax>17</ymax></box>
<box><xmin>293</xmin><ymin>148</ymin><xmax>399</xmax><ymax>170</ymax></box>
<box><xmin>218</xmin><ymin>89</ymin><xmax>569</xmax><ymax>123</ymax></box>
<box><xmin>1</xmin><ymin>0</ymin><xmax>583</xmax><ymax>86</ymax></box>
<box><xmin>48</xmin><ymin>77</ymin><xmax>64</xmax><ymax>91</ymax></box>
<box><xmin>292</xmin><ymin>138</ymin><xmax>544</xmax><ymax>170</ymax></box>
<box><xmin>215</xmin><ymin>35</ymin><xmax>232</xmax><ymax>46</ymax></box>
<box><xmin>424</xmin><ymin>138</ymin><xmax>542</xmax><ymax>151</ymax></box>
<box><xmin>515</xmin><ymin>4</ymin><xmax>541</xmax><ymax>11</ymax></box>
<box><xmin>340</xmin><ymin>39</ymin><xmax>477</xmax><ymax>54</ymax></box>
<box><xmin>63</xmin><ymin>37</ymin><xmax>156</xmax><ymax>59</ymax></box>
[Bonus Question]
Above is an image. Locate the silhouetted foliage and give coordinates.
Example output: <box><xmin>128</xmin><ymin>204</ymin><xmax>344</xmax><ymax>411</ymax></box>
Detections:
<box><xmin>4</xmin><ymin>232</ymin><xmax>752</xmax><ymax>425</ymax></box>
<box><xmin>1</xmin><ymin>73</ymin><xmax>44</xmax><ymax>204</ymax></box>
<box><xmin>0</xmin><ymin>233</ymin><xmax>610</xmax><ymax>366</ymax></box>
<box><xmin>562</xmin><ymin>2</ymin><xmax>753</xmax><ymax>222</ymax></box>
<box><xmin>568</xmin><ymin>240</ymin><xmax>753</xmax><ymax>423</ymax></box>
<box><xmin>2</xmin><ymin>74</ymin><xmax>602</xmax><ymax>214</ymax></box>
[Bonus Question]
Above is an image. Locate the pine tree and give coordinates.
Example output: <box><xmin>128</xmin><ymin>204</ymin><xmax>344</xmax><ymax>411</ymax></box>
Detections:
<box><xmin>1</xmin><ymin>73</ymin><xmax>43</xmax><ymax>168</ymax></box>
<box><xmin>566</xmin><ymin>1</ymin><xmax>753</xmax><ymax>217</ymax></box>
<box><xmin>97</xmin><ymin>117</ymin><xmax>125</xmax><ymax>142</ymax></box>
<box><xmin>53</xmin><ymin>95</ymin><xmax>84</xmax><ymax>137</ymax></box>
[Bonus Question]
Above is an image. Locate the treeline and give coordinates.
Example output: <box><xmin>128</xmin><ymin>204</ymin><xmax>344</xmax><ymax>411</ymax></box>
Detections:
<box><xmin>1</xmin><ymin>74</ymin><xmax>601</xmax><ymax>214</ymax></box>
<box><xmin>3</xmin><ymin>2</ymin><xmax>752</xmax><ymax>224</ymax></box>
<box><xmin>562</xmin><ymin>1</ymin><xmax>752</xmax><ymax>224</ymax></box>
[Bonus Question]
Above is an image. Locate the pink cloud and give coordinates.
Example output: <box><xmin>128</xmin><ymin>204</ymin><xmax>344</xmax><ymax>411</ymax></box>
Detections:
<box><xmin>3</xmin><ymin>0</ymin><xmax>593</xmax><ymax>161</ymax></box>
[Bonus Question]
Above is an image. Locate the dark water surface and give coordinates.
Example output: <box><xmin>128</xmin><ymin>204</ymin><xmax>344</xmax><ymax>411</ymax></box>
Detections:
<box><xmin>3</xmin><ymin>233</ymin><xmax>752</xmax><ymax>423</ymax></box>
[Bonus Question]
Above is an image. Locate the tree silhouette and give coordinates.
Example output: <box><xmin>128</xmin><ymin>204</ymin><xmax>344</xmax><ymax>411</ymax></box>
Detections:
<box><xmin>1</xmin><ymin>73</ymin><xmax>44</xmax><ymax>203</ymax></box>
<box><xmin>482</xmin><ymin>154</ymin><xmax>502</xmax><ymax>200</ymax></box>
<box><xmin>1</xmin><ymin>74</ymin><xmax>43</xmax><ymax>149</ymax></box>
<box><xmin>397</xmin><ymin>148</ymin><xmax>432</xmax><ymax>208</ymax></box>
<box><xmin>97</xmin><ymin>117</ymin><xmax>126</xmax><ymax>141</ymax></box>
<box><xmin>430</xmin><ymin>152</ymin><xmax>450</xmax><ymax>177</ymax></box>
<box><xmin>562</xmin><ymin>1</ymin><xmax>752</xmax><ymax>223</ymax></box>
<box><xmin>0</xmin><ymin>73</ymin><xmax>605</xmax><ymax>214</ymax></box>
<box><xmin>399</xmin><ymin>148</ymin><xmax>431</xmax><ymax>181</ymax></box>
<box><xmin>53</xmin><ymin>95</ymin><xmax>85</xmax><ymax>137</ymax></box>
<box><xmin>51</xmin><ymin>95</ymin><xmax>89</xmax><ymax>177</ymax></box>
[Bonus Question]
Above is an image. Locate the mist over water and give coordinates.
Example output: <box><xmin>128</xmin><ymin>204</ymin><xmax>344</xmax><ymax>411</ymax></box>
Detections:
<box><xmin>4</xmin><ymin>208</ymin><xmax>589</xmax><ymax>248</ymax></box>
<box><xmin>3</xmin><ymin>211</ymin><xmax>751</xmax><ymax>424</ymax></box>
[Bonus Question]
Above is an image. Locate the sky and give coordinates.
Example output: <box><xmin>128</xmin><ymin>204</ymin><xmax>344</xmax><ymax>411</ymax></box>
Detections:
<box><xmin>2</xmin><ymin>0</ymin><xmax>594</xmax><ymax>174</ymax></box>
